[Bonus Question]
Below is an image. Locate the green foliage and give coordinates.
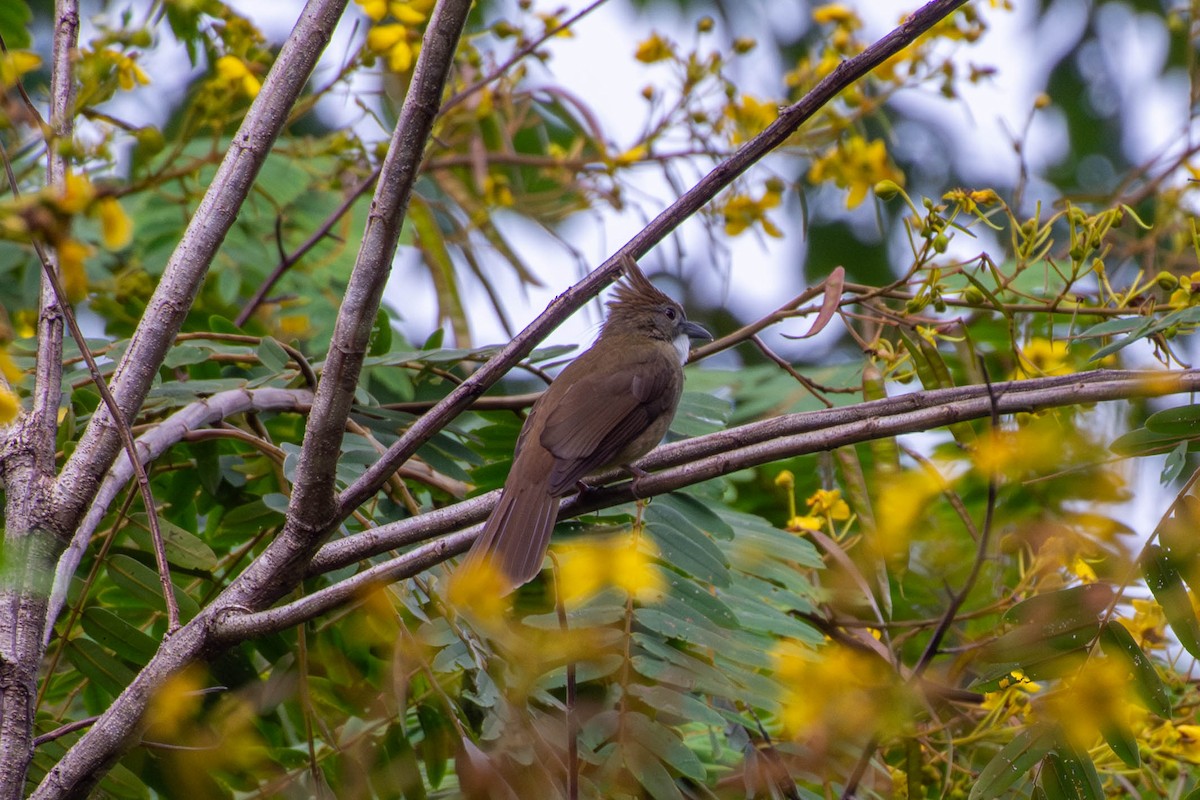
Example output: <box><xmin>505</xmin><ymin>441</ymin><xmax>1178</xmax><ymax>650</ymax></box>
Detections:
<box><xmin>5</xmin><ymin>1</ymin><xmax>1200</xmax><ymax>799</ymax></box>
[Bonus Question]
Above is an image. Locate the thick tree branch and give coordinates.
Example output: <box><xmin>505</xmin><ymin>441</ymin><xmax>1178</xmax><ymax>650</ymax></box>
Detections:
<box><xmin>205</xmin><ymin>368</ymin><xmax>1200</xmax><ymax>639</ymax></box>
<box><xmin>243</xmin><ymin>0</ymin><xmax>474</xmax><ymax>605</ymax></box>
<box><xmin>50</xmin><ymin>0</ymin><xmax>351</xmax><ymax>548</ymax></box>
<box><xmin>0</xmin><ymin>4</ymin><xmax>78</xmax><ymax>798</ymax></box>
<box><xmin>31</xmin><ymin>0</ymin><xmax>352</xmax><ymax>793</ymax></box>
<box><xmin>45</xmin><ymin>387</ymin><xmax>314</xmax><ymax>642</ymax></box>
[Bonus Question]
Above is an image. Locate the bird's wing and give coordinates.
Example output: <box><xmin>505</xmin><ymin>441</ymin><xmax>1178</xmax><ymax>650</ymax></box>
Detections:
<box><xmin>539</xmin><ymin>346</ymin><xmax>679</xmax><ymax>495</ymax></box>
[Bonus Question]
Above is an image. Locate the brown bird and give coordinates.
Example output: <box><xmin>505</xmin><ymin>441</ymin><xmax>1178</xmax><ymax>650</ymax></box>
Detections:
<box><xmin>463</xmin><ymin>259</ymin><xmax>711</xmax><ymax>590</ymax></box>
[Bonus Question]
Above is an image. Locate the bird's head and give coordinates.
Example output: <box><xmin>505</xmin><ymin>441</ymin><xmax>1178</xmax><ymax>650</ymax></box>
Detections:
<box><xmin>602</xmin><ymin>259</ymin><xmax>712</xmax><ymax>362</ymax></box>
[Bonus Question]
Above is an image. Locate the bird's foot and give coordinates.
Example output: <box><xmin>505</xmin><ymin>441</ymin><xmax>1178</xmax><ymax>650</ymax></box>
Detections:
<box><xmin>625</xmin><ymin>464</ymin><xmax>651</xmax><ymax>499</ymax></box>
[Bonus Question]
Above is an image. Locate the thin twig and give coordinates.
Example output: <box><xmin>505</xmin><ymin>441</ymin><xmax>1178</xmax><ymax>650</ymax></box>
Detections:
<box><xmin>439</xmin><ymin>0</ymin><xmax>609</xmax><ymax>117</ymax></box>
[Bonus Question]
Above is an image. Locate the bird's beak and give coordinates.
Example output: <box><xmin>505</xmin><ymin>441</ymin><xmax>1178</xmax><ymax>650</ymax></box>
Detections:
<box><xmin>682</xmin><ymin>320</ymin><xmax>712</xmax><ymax>341</ymax></box>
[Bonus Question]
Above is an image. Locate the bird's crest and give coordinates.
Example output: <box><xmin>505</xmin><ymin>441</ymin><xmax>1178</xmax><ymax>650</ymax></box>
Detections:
<box><xmin>608</xmin><ymin>256</ymin><xmax>675</xmax><ymax>315</ymax></box>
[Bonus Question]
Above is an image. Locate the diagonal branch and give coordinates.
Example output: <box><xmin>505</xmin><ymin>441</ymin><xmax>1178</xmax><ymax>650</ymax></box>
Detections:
<box><xmin>50</xmin><ymin>0</ymin><xmax>352</xmax><ymax>543</ymax></box>
<box><xmin>255</xmin><ymin>0</ymin><xmax>475</xmax><ymax>589</ymax></box>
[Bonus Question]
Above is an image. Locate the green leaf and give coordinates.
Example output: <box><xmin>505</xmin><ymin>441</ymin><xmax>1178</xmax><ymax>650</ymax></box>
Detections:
<box><xmin>1146</xmin><ymin>404</ymin><xmax>1200</xmax><ymax>437</ymax></box>
<box><xmin>627</xmin><ymin>684</ymin><xmax>726</xmax><ymax>728</ymax></box>
<box><xmin>623</xmin><ymin>740</ymin><xmax>684</xmax><ymax>800</ymax></box>
<box><xmin>65</xmin><ymin>638</ymin><xmax>137</xmax><ymax>700</ymax></box>
<box><xmin>624</xmin><ymin>711</ymin><xmax>705</xmax><ymax>781</ymax></box>
<box><xmin>1099</xmin><ymin>722</ymin><xmax>1139</xmax><ymax>769</ymax></box>
<box><xmin>257</xmin><ymin>336</ymin><xmax>291</xmax><ymax>373</ymax></box>
<box><xmin>378</xmin><ymin>723</ymin><xmax>427</xmax><ymax>800</ymax></box>
<box><xmin>968</xmin><ymin>726</ymin><xmax>1053</xmax><ymax>800</ymax></box>
<box><xmin>1163</xmin><ymin>440</ymin><xmax>1189</xmax><ymax>483</ymax></box>
<box><xmin>0</xmin><ymin>1</ymin><xmax>31</xmax><ymax>49</ymax></box>
<box><xmin>369</xmin><ymin>307</ymin><xmax>394</xmax><ymax>357</ymax></box>
<box><xmin>1088</xmin><ymin>305</ymin><xmax>1200</xmax><ymax>362</ymax></box>
<box><xmin>646</xmin><ymin>564</ymin><xmax>738</xmax><ymax>629</ymax></box>
<box><xmin>1110</xmin><ymin>426</ymin><xmax>1200</xmax><ymax>458</ymax></box>
<box><xmin>105</xmin><ymin>554</ymin><xmax>200</xmax><ymax>621</ymax></box>
<box><xmin>208</xmin><ymin>315</ymin><xmax>245</xmax><ymax>334</ymax></box>
<box><xmin>125</xmin><ymin>514</ymin><xmax>218</xmax><ymax>571</ymax></box>
<box><xmin>655</xmin><ymin>492</ymin><xmax>735</xmax><ymax>540</ymax></box>
<box><xmin>632</xmin><ymin>635</ymin><xmax>737</xmax><ymax>697</ymax></box>
<box><xmin>1075</xmin><ymin>316</ymin><xmax>1145</xmax><ymax>340</ymax></box>
<box><xmin>1142</xmin><ymin>544</ymin><xmax>1200</xmax><ymax>658</ymax></box>
<box><xmin>719</xmin><ymin>509</ymin><xmax>823</xmax><ymax>571</ymax></box>
<box><xmin>1043</xmin><ymin>747</ymin><xmax>1103</xmax><ymax>800</ymax></box>
<box><xmin>416</xmin><ymin>701</ymin><xmax>451</xmax><ymax>788</ymax></box>
<box><xmin>1003</xmin><ymin>584</ymin><xmax>1113</xmax><ymax>627</ymax></box>
<box><xmin>1099</xmin><ymin>621</ymin><xmax>1171</xmax><ymax>717</ymax></box>
<box><xmin>644</xmin><ymin>504</ymin><xmax>730</xmax><ymax>587</ymax></box>
<box><xmin>80</xmin><ymin>608</ymin><xmax>159</xmax><ymax>666</ymax></box>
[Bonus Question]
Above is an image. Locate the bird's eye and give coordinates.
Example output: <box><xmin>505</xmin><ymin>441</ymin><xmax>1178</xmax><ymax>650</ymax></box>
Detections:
<box><xmin>663</xmin><ymin>306</ymin><xmax>677</xmax><ymax>320</ymax></box>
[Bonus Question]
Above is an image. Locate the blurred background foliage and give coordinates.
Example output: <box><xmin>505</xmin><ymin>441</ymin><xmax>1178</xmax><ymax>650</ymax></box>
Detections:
<box><xmin>4</xmin><ymin>0</ymin><xmax>1200</xmax><ymax>798</ymax></box>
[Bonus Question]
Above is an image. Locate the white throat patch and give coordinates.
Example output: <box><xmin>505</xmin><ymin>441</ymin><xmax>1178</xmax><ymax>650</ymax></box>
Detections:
<box><xmin>673</xmin><ymin>333</ymin><xmax>690</xmax><ymax>365</ymax></box>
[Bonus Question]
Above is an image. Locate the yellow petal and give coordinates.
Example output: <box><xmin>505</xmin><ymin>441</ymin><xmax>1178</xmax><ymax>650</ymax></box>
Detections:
<box><xmin>58</xmin><ymin>239</ymin><xmax>91</xmax><ymax>303</ymax></box>
<box><xmin>96</xmin><ymin>197</ymin><xmax>132</xmax><ymax>249</ymax></box>
<box><xmin>0</xmin><ymin>386</ymin><xmax>18</xmax><ymax>424</ymax></box>
<box><xmin>366</xmin><ymin>24</ymin><xmax>406</xmax><ymax>53</ymax></box>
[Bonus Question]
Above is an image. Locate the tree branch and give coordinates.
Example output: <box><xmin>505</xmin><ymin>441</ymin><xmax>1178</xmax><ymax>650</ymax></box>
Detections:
<box><xmin>0</xmin><ymin>4</ymin><xmax>78</xmax><ymax>797</ymax></box>
<box><xmin>206</xmin><ymin>368</ymin><xmax>1200</xmax><ymax>639</ymax></box>
<box><xmin>49</xmin><ymin>0</ymin><xmax>351</xmax><ymax>546</ymax></box>
<box><xmin>245</xmin><ymin>0</ymin><xmax>474</xmax><ymax>604</ymax></box>
<box><xmin>44</xmin><ymin>387</ymin><xmax>314</xmax><ymax>642</ymax></box>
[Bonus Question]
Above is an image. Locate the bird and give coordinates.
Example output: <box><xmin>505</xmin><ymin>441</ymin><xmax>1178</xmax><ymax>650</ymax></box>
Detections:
<box><xmin>461</xmin><ymin>258</ymin><xmax>712</xmax><ymax>591</ymax></box>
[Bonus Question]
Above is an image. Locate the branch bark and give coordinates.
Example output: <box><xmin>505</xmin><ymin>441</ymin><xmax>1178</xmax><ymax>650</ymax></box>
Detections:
<box><xmin>0</xmin><ymin>3</ymin><xmax>78</xmax><ymax>797</ymax></box>
<box><xmin>207</xmin><ymin>368</ymin><xmax>1200</xmax><ymax>640</ymax></box>
<box><xmin>49</xmin><ymin>0</ymin><xmax>351</xmax><ymax>547</ymax></box>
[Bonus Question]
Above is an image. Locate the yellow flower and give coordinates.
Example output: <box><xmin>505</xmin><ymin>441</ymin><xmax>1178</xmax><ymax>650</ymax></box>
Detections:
<box><xmin>366</xmin><ymin>24</ymin><xmax>416</xmax><ymax>72</ymax></box>
<box><xmin>1177</xmin><ymin>725</ymin><xmax>1200</xmax><ymax>764</ymax></box>
<box><xmin>812</xmin><ymin>4</ymin><xmax>859</xmax><ymax>26</ymax></box>
<box><xmin>726</xmin><ymin>94</ymin><xmax>778</xmax><ymax>144</ymax></box>
<box><xmin>786</xmin><ymin>515</ymin><xmax>823</xmax><ymax>532</ymax></box>
<box><xmin>392</xmin><ymin>3</ymin><xmax>427</xmax><ymax>25</ymax></box>
<box><xmin>722</xmin><ymin>186</ymin><xmax>782</xmax><ymax>237</ymax></box>
<box><xmin>556</xmin><ymin>533</ymin><xmax>663</xmax><ymax>602</ymax></box>
<box><xmin>57</xmin><ymin>239</ymin><xmax>91</xmax><ymax>303</ymax></box>
<box><xmin>877</xmin><ymin>463</ymin><xmax>947</xmax><ymax>558</ymax></box>
<box><xmin>808</xmin><ymin>137</ymin><xmax>904</xmax><ymax>209</ymax></box>
<box><xmin>277</xmin><ymin>314</ymin><xmax>312</xmax><ymax>340</ymax></box>
<box><xmin>56</xmin><ymin>171</ymin><xmax>96</xmax><ymax>215</ymax></box>
<box><xmin>1119</xmin><ymin>598</ymin><xmax>1167</xmax><ymax>650</ymax></box>
<box><xmin>1015</xmin><ymin>337</ymin><xmax>1071</xmax><ymax>378</ymax></box>
<box><xmin>774</xmin><ymin>640</ymin><xmax>911</xmax><ymax>739</ymax></box>
<box><xmin>612</xmin><ymin>144</ymin><xmax>648</xmax><ymax>167</ymax></box>
<box><xmin>806</xmin><ymin>488</ymin><xmax>850</xmax><ymax>520</ymax></box>
<box><xmin>635</xmin><ymin>33</ymin><xmax>673</xmax><ymax>63</ymax></box>
<box><xmin>0</xmin><ymin>50</ymin><xmax>40</xmax><ymax>88</ymax></box>
<box><xmin>0</xmin><ymin>386</ymin><xmax>18</xmax><ymax>425</ymax></box>
<box><xmin>215</xmin><ymin>55</ymin><xmax>260</xmax><ymax>98</ymax></box>
<box><xmin>356</xmin><ymin>0</ymin><xmax>389</xmax><ymax>21</ymax></box>
<box><xmin>96</xmin><ymin>197</ymin><xmax>132</xmax><ymax>250</ymax></box>
<box><xmin>446</xmin><ymin>557</ymin><xmax>512</xmax><ymax>623</ymax></box>
<box><xmin>0</xmin><ymin>349</ymin><xmax>21</xmax><ymax>384</ymax></box>
<box><xmin>111</xmin><ymin>51</ymin><xmax>150</xmax><ymax>90</ymax></box>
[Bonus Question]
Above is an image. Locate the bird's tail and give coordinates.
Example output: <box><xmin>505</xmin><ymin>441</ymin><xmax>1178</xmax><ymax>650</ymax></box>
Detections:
<box><xmin>461</xmin><ymin>483</ymin><xmax>559</xmax><ymax>591</ymax></box>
